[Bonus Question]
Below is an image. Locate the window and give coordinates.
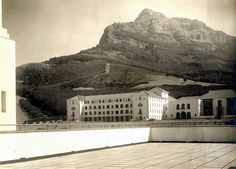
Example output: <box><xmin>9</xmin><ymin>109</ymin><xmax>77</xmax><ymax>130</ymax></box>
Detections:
<box><xmin>139</xmin><ymin>109</ymin><xmax>142</xmax><ymax>115</ymax></box>
<box><xmin>116</xmin><ymin>111</ymin><xmax>119</xmax><ymax>114</ymax></box>
<box><xmin>139</xmin><ymin>97</ymin><xmax>141</xmax><ymax>101</ymax></box>
<box><xmin>71</xmin><ymin>107</ymin><xmax>75</xmax><ymax>110</ymax></box>
<box><xmin>187</xmin><ymin>104</ymin><xmax>190</xmax><ymax>109</ymax></box>
<box><xmin>203</xmin><ymin>99</ymin><xmax>213</xmax><ymax>116</ymax></box>
<box><xmin>125</xmin><ymin>104</ymin><xmax>129</xmax><ymax>108</ymax></box>
<box><xmin>227</xmin><ymin>98</ymin><xmax>236</xmax><ymax>115</ymax></box>
<box><xmin>94</xmin><ymin>111</ymin><xmax>97</xmax><ymax>115</ymax></box>
<box><xmin>98</xmin><ymin>105</ymin><xmax>101</xmax><ymax>109</ymax></box>
<box><xmin>128</xmin><ymin>98</ymin><xmax>130</xmax><ymax>101</ymax></box>
<box><xmin>181</xmin><ymin>104</ymin><xmax>185</xmax><ymax>109</ymax></box>
<box><xmin>107</xmin><ymin>111</ymin><xmax>110</xmax><ymax>115</ymax></box>
<box><xmin>85</xmin><ymin>112</ymin><xmax>88</xmax><ymax>115</ymax></box>
<box><xmin>98</xmin><ymin>112</ymin><xmax>101</xmax><ymax>115</ymax></box>
<box><xmin>89</xmin><ymin>111</ymin><xmax>92</xmax><ymax>115</ymax></box>
<box><xmin>111</xmin><ymin>105</ymin><xmax>114</xmax><ymax>108</ymax></box>
<box><xmin>93</xmin><ymin>105</ymin><xmax>96</xmax><ymax>109</ymax></box>
<box><xmin>138</xmin><ymin>103</ymin><xmax>142</xmax><ymax>107</ymax></box>
<box><xmin>115</xmin><ymin>104</ymin><xmax>119</xmax><ymax>108</ymax></box>
<box><xmin>103</xmin><ymin>105</ymin><xmax>105</xmax><ymax>109</ymax></box>
<box><xmin>89</xmin><ymin>106</ymin><xmax>92</xmax><ymax>110</ymax></box>
<box><xmin>176</xmin><ymin>104</ymin><xmax>180</xmax><ymax>110</ymax></box>
<box><xmin>107</xmin><ymin>105</ymin><xmax>110</xmax><ymax>109</ymax></box>
<box><xmin>84</xmin><ymin>106</ymin><xmax>88</xmax><ymax>110</ymax></box>
<box><xmin>187</xmin><ymin>112</ymin><xmax>191</xmax><ymax>119</ymax></box>
<box><xmin>126</xmin><ymin>110</ymin><xmax>129</xmax><ymax>114</ymax></box>
<box><xmin>120</xmin><ymin>104</ymin><xmax>123</xmax><ymax>108</ymax></box>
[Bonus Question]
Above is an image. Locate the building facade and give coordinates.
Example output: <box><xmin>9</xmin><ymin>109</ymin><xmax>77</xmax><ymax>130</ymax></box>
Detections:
<box><xmin>167</xmin><ymin>89</ymin><xmax>236</xmax><ymax>119</ymax></box>
<box><xmin>0</xmin><ymin>0</ymin><xmax>16</xmax><ymax>131</ymax></box>
<box><xmin>67</xmin><ymin>88</ymin><xmax>169</xmax><ymax>122</ymax></box>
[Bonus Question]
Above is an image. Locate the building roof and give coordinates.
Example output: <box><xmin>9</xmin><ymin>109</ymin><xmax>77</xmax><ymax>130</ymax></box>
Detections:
<box><xmin>66</xmin><ymin>87</ymin><xmax>167</xmax><ymax>101</ymax></box>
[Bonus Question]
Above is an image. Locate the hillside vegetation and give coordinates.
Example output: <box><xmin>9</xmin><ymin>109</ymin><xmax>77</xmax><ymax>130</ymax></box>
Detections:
<box><xmin>16</xmin><ymin>9</ymin><xmax>236</xmax><ymax>121</ymax></box>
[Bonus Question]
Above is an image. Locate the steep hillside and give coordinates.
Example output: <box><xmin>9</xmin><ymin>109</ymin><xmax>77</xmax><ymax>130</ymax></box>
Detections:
<box><xmin>16</xmin><ymin>9</ymin><xmax>236</xmax><ymax>120</ymax></box>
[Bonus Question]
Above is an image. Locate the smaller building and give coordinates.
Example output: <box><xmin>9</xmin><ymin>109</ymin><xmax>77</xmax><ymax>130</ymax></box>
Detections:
<box><xmin>167</xmin><ymin>89</ymin><xmax>236</xmax><ymax>119</ymax></box>
<box><xmin>67</xmin><ymin>87</ymin><xmax>169</xmax><ymax>122</ymax></box>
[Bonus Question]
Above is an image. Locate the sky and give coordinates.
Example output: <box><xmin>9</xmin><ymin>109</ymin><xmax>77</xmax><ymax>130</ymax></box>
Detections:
<box><xmin>2</xmin><ymin>0</ymin><xmax>236</xmax><ymax>66</ymax></box>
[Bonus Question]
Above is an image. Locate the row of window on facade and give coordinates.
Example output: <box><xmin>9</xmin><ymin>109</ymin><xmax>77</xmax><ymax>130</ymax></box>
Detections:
<box><xmin>176</xmin><ymin>103</ymin><xmax>191</xmax><ymax>110</ymax></box>
<box><xmin>83</xmin><ymin>115</ymin><xmax>133</xmax><ymax>122</ymax></box>
<box><xmin>83</xmin><ymin>97</ymin><xmax>131</xmax><ymax>104</ymax></box>
<box><xmin>73</xmin><ymin>109</ymin><xmax>133</xmax><ymax>116</ymax></box>
<box><xmin>149</xmin><ymin>102</ymin><xmax>164</xmax><ymax>108</ymax></box>
<box><xmin>202</xmin><ymin>98</ymin><xmax>236</xmax><ymax>116</ymax></box>
<box><xmin>83</xmin><ymin>103</ymin><xmax>133</xmax><ymax>110</ymax></box>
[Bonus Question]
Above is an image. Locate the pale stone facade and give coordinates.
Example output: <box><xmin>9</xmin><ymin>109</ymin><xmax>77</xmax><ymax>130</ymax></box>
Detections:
<box><xmin>67</xmin><ymin>88</ymin><xmax>169</xmax><ymax>122</ymax></box>
<box><xmin>167</xmin><ymin>89</ymin><xmax>236</xmax><ymax>119</ymax></box>
<box><xmin>0</xmin><ymin>0</ymin><xmax>16</xmax><ymax>131</ymax></box>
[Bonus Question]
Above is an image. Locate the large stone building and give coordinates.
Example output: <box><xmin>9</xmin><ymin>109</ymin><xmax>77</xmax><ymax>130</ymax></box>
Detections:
<box><xmin>0</xmin><ymin>0</ymin><xmax>16</xmax><ymax>131</ymax></box>
<box><xmin>167</xmin><ymin>89</ymin><xmax>236</xmax><ymax>119</ymax></box>
<box><xmin>67</xmin><ymin>88</ymin><xmax>169</xmax><ymax>122</ymax></box>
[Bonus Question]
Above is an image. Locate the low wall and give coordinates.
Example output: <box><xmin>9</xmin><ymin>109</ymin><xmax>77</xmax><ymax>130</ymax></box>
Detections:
<box><xmin>150</xmin><ymin>126</ymin><xmax>236</xmax><ymax>142</ymax></box>
<box><xmin>0</xmin><ymin>128</ymin><xmax>150</xmax><ymax>162</ymax></box>
<box><xmin>1</xmin><ymin>126</ymin><xmax>236</xmax><ymax>163</ymax></box>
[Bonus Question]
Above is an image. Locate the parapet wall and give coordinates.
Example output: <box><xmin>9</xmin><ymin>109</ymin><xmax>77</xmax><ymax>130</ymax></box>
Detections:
<box><xmin>150</xmin><ymin>126</ymin><xmax>236</xmax><ymax>142</ymax></box>
<box><xmin>0</xmin><ymin>128</ymin><xmax>150</xmax><ymax>162</ymax></box>
<box><xmin>0</xmin><ymin>126</ymin><xmax>236</xmax><ymax>163</ymax></box>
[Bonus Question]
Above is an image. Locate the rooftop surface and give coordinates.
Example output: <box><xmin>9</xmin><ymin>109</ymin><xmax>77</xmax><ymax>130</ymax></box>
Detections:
<box><xmin>1</xmin><ymin>143</ymin><xmax>236</xmax><ymax>169</ymax></box>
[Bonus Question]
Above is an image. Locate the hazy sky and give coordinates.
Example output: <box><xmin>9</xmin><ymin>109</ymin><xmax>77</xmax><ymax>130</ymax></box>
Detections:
<box><xmin>2</xmin><ymin>0</ymin><xmax>236</xmax><ymax>66</ymax></box>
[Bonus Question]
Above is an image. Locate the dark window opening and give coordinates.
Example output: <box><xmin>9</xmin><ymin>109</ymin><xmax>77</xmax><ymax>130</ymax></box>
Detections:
<box><xmin>203</xmin><ymin>99</ymin><xmax>213</xmax><ymax>116</ymax></box>
<box><xmin>227</xmin><ymin>97</ymin><xmax>236</xmax><ymax>115</ymax></box>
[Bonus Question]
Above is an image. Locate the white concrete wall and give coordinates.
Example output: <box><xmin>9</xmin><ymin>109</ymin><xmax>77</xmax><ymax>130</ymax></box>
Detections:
<box><xmin>0</xmin><ymin>128</ymin><xmax>150</xmax><ymax>162</ymax></box>
<box><xmin>0</xmin><ymin>22</ymin><xmax>16</xmax><ymax>131</ymax></box>
<box><xmin>150</xmin><ymin>127</ymin><xmax>236</xmax><ymax>142</ymax></box>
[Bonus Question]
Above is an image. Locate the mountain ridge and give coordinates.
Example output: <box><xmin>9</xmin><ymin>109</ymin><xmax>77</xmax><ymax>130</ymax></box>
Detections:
<box><xmin>17</xmin><ymin>8</ymin><xmax>236</xmax><ymax>86</ymax></box>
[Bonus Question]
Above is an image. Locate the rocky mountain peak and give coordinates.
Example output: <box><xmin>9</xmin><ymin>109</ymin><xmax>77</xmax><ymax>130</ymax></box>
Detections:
<box><xmin>135</xmin><ymin>8</ymin><xmax>166</xmax><ymax>22</ymax></box>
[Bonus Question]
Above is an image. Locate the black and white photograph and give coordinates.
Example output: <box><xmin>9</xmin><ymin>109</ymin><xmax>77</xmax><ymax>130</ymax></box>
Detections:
<box><xmin>0</xmin><ymin>0</ymin><xmax>236</xmax><ymax>168</ymax></box>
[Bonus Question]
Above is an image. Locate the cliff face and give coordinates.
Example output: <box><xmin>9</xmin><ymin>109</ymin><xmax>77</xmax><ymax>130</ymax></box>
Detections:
<box><xmin>97</xmin><ymin>8</ymin><xmax>235</xmax><ymax>73</ymax></box>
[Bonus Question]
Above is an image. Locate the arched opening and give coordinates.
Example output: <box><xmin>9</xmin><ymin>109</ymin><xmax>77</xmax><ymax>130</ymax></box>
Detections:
<box><xmin>181</xmin><ymin>111</ymin><xmax>186</xmax><ymax>119</ymax></box>
<box><xmin>187</xmin><ymin>112</ymin><xmax>191</xmax><ymax>119</ymax></box>
<box><xmin>176</xmin><ymin>112</ymin><xmax>180</xmax><ymax>119</ymax></box>
<box><xmin>176</xmin><ymin>104</ymin><xmax>180</xmax><ymax>110</ymax></box>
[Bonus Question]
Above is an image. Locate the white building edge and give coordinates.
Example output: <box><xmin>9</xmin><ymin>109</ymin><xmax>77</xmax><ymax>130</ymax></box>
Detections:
<box><xmin>0</xmin><ymin>0</ymin><xmax>16</xmax><ymax>131</ymax></box>
<box><xmin>67</xmin><ymin>87</ymin><xmax>169</xmax><ymax>122</ymax></box>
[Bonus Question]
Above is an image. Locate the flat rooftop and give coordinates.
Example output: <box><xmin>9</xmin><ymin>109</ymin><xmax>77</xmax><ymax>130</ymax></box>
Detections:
<box><xmin>1</xmin><ymin>143</ymin><xmax>236</xmax><ymax>169</ymax></box>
